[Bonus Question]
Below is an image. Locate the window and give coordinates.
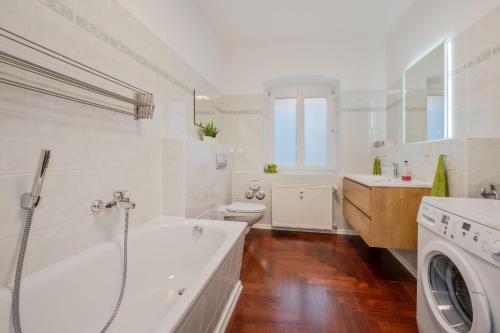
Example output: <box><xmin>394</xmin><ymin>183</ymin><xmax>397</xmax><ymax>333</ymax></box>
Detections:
<box><xmin>304</xmin><ymin>97</ymin><xmax>328</xmax><ymax>166</ymax></box>
<box><xmin>270</xmin><ymin>88</ymin><xmax>335</xmax><ymax>172</ymax></box>
<box><xmin>274</xmin><ymin>98</ymin><xmax>297</xmax><ymax>166</ymax></box>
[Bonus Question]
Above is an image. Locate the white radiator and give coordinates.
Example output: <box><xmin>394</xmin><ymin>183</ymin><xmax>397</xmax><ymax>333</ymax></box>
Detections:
<box><xmin>271</xmin><ymin>184</ymin><xmax>333</xmax><ymax>230</ymax></box>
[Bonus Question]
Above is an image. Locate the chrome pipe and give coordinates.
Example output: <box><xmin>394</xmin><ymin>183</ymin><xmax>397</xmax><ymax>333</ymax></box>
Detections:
<box><xmin>0</xmin><ymin>51</ymin><xmax>139</xmax><ymax>105</ymax></box>
<box><xmin>0</xmin><ymin>78</ymin><xmax>136</xmax><ymax>117</ymax></box>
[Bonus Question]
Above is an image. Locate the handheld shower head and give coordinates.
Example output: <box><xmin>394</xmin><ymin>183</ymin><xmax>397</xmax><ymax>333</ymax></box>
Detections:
<box><xmin>14</xmin><ymin>149</ymin><xmax>51</xmax><ymax>333</ymax></box>
<box><xmin>21</xmin><ymin>149</ymin><xmax>51</xmax><ymax>209</ymax></box>
<box><xmin>30</xmin><ymin>149</ymin><xmax>51</xmax><ymax>198</ymax></box>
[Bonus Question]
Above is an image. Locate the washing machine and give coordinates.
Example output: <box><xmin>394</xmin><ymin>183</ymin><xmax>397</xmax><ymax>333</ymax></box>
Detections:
<box><xmin>417</xmin><ymin>196</ymin><xmax>500</xmax><ymax>333</ymax></box>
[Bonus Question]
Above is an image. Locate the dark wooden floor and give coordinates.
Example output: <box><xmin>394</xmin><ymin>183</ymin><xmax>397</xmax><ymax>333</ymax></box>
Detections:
<box><xmin>226</xmin><ymin>229</ymin><xmax>418</xmax><ymax>333</ymax></box>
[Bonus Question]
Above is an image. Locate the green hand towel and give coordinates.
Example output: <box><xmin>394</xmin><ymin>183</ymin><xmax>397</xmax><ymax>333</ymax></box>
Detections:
<box><xmin>431</xmin><ymin>154</ymin><xmax>449</xmax><ymax>197</ymax></box>
<box><xmin>373</xmin><ymin>158</ymin><xmax>381</xmax><ymax>175</ymax></box>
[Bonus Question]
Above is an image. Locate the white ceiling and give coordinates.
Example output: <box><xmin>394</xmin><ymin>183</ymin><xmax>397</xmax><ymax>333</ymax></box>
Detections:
<box><xmin>195</xmin><ymin>0</ymin><xmax>415</xmax><ymax>47</ymax></box>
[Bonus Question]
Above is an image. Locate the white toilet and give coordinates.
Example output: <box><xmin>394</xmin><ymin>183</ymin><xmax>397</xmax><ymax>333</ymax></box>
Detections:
<box><xmin>217</xmin><ymin>202</ymin><xmax>266</xmax><ymax>227</ymax></box>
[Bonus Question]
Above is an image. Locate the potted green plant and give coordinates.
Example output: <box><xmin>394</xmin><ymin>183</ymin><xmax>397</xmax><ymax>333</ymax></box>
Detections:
<box><xmin>197</xmin><ymin>121</ymin><xmax>219</xmax><ymax>143</ymax></box>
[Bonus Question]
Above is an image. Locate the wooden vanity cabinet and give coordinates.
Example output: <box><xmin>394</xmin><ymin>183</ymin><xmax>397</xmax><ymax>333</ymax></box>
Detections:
<box><xmin>342</xmin><ymin>178</ymin><xmax>430</xmax><ymax>249</ymax></box>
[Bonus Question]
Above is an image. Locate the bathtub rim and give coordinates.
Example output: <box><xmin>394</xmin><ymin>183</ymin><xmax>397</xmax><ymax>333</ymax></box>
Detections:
<box><xmin>149</xmin><ymin>216</ymin><xmax>247</xmax><ymax>333</ymax></box>
<box><xmin>0</xmin><ymin>215</ymin><xmax>247</xmax><ymax>333</ymax></box>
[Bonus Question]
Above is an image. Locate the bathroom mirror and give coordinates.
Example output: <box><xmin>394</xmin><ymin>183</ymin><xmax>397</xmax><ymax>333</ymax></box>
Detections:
<box><xmin>404</xmin><ymin>42</ymin><xmax>447</xmax><ymax>143</ymax></box>
<box><xmin>193</xmin><ymin>90</ymin><xmax>224</xmax><ymax>128</ymax></box>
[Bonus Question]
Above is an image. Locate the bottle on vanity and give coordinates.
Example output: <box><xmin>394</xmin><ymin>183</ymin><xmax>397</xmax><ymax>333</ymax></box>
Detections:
<box><xmin>402</xmin><ymin>161</ymin><xmax>412</xmax><ymax>182</ymax></box>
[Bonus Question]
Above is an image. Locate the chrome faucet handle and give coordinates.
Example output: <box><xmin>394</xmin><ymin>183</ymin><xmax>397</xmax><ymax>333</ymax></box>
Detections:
<box><xmin>123</xmin><ymin>199</ymin><xmax>136</xmax><ymax>210</ymax></box>
<box><xmin>255</xmin><ymin>190</ymin><xmax>266</xmax><ymax>200</ymax></box>
<box><xmin>113</xmin><ymin>190</ymin><xmax>129</xmax><ymax>202</ymax></box>
<box><xmin>91</xmin><ymin>199</ymin><xmax>116</xmax><ymax>212</ymax></box>
<box><xmin>91</xmin><ymin>190</ymin><xmax>135</xmax><ymax>212</ymax></box>
<box><xmin>480</xmin><ymin>184</ymin><xmax>500</xmax><ymax>200</ymax></box>
<box><xmin>245</xmin><ymin>189</ymin><xmax>254</xmax><ymax>199</ymax></box>
<box><xmin>114</xmin><ymin>190</ymin><xmax>136</xmax><ymax>210</ymax></box>
<box><xmin>392</xmin><ymin>162</ymin><xmax>400</xmax><ymax>178</ymax></box>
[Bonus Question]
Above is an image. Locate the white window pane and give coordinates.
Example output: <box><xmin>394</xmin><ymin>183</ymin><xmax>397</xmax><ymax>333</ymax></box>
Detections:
<box><xmin>304</xmin><ymin>98</ymin><xmax>328</xmax><ymax>166</ymax></box>
<box><xmin>274</xmin><ymin>98</ymin><xmax>297</xmax><ymax>166</ymax></box>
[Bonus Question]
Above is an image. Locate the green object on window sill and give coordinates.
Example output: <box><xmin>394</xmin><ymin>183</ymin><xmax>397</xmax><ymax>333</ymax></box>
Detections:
<box><xmin>264</xmin><ymin>163</ymin><xmax>278</xmax><ymax>174</ymax></box>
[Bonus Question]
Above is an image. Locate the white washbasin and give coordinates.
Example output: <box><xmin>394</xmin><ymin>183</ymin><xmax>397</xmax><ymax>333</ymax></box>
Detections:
<box><xmin>345</xmin><ymin>174</ymin><xmax>432</xmax><ymax>188</ymax></box>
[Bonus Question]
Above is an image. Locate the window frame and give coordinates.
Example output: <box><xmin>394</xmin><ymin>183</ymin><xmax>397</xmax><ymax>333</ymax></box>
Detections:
<box><xmin>268</xmin><ymin>86</ymin><xmax>336</xmax><ymax>174</ymax></box>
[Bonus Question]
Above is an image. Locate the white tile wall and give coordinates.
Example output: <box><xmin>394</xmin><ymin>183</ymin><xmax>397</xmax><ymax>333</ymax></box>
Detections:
<box><xmin>372</xmin><ymin>139</ymin><xmax>468</xmax><ymax>197</ymax></box>
<box><xmin>385</xmin><ymin>80</ymin><xmax>403</xmax><ymax>146</ymax></box>
<box><xmin>220</xmin><ymin>94</ymin><xmax>265</xmax><ymax>173</ymax></box>
<box><xmin>162</xmin><ymin>139</ymin><xmax>233</xmax><ymax>219</ymax></box>
<box><xmin>339</xmin><ymin>90</ymin><xmax>386</xmax><ymax>174</ymax></box>
<box><xmin>450</xmin><ymin>4</ymin><xmax>500</xmax><ymax>139</ymax></box>
<box><xmin>185</xmin><ymin>140</ymin><xmax>233</xmax><ymax>218</ymax></box>
<box><xmin>0</xmin><ymin>0</ymin><xmax>226</xmax><ymax>288</ymax></box>
<box><xmin>465</xmin><ymin>138</ymin><xmax>500</xmax><ymax>198</ymax></box>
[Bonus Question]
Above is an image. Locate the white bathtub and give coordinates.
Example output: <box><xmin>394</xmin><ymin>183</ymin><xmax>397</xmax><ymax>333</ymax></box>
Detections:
<box><xmin>0</xmin><ymin>216</ymin><xmax>247</xmax><ymax>333</ymax></box>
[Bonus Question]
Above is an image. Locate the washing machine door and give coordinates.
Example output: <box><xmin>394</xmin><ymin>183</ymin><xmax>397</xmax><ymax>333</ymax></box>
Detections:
<box><xmin>421</xmin><ymin>241</ymin><xmax>491</xmax><ymax>333</ymax></box>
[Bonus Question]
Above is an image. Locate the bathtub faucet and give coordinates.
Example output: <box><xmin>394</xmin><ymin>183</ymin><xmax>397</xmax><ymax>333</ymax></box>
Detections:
<box><xmin>91</xmin><ymin>190</ymin><xmax>136</xmax><ymax>212</ymax></box>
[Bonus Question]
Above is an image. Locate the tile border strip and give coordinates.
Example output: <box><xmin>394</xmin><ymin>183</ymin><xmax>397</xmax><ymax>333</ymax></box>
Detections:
<box><xmin>222</xmin><ymin>109</ymin><xmax>263</xmax><ymax>115</ymax></box>
<box><xmin>37</xmin><ymin>0</ymin><xmax>199</xmax><ymax>95</ymax></box>
<box><xmin>340</xmin><ymin>107</ymin><xmax>386</xmax><ymax>113</ymax></box>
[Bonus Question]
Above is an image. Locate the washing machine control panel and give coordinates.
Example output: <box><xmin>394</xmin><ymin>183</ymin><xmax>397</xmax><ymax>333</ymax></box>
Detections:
<box><xmin>419</xmin><ymin>203</ymin><xmax>500</xmax><ymax>267</ymax></box>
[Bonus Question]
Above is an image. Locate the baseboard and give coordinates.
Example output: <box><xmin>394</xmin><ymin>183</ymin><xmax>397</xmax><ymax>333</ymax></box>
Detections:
<box><xmin>214</xmin><ymin>280</ymin><xmax>243</xmax><ymax>333</ymax></box>
<box><xmin>335</xmin><ymin>228</ymin><xmax>358</xmax><ymax>235</ymax></box>
<box><xmin>388</xmin><ymin>249</ymin><xmax>417</xmax><ymax>278</ymax></box>
<box><xmin>252</xmin><ymin>223</ymin><xmax>358</xmax><ymax>236</ymax></box>
<box><xmin>251</xmin><ymin>223</ymin><xmax>273</xmax><ymax>230</ymax></box>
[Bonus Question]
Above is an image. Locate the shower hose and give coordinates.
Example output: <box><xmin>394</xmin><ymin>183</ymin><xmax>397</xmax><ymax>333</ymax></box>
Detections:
<box><xmin>12</xmin><ymin>208</ymin><xmax>131</xmax><ymax>333</ymax></box>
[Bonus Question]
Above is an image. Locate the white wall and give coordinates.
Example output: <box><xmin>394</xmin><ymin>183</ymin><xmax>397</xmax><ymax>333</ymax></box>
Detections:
<box><xmin>382</xmin><ymin>1</ymin><xmax>500</xmax><ymax>274</ymax></box>
<box><xmin>387</xmin><ymin>1</ymin><xmax>500</xmax><ymax>142</ymax></box>
<box><xmin>162</xmin><ymin>138</ymin><xmax>233</xmax><ymax>218</ymax></box>
<box><xmin>386</xmin><ymin>0</ymin><xmax>500</xmax><ymax>85</ymax></box>
<box><xmin>0</xmin><ymin>0</ymin><xmax>229</xmax><ymax>288</ymax></box>
<box><xmin>118</xmin><ymin>0</ymin><xmax>223</xmax><ymax>89</ymax></box>
<box><xmin>220</xmin><ymin>41</ymin><xmax>386</xmax><ymax>95</ymax></box>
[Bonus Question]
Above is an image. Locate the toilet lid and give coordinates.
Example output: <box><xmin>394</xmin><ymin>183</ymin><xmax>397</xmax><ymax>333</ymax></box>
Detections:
<box><xmin>227</xmin><ymin>202</ymin><xmax>266</xmax><ymax>213</ymax></box>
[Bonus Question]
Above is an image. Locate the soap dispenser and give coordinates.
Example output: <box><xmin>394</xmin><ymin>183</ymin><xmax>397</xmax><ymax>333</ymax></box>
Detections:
<box><xmin>402</xmin><ymin>161</ymin><xmax>412</xmax><ymax>182</ymax></box>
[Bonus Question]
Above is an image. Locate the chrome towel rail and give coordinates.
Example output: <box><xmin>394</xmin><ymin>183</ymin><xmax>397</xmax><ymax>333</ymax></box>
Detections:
<box><xmin>0</xmin><ymin>27</ymin><xmax>155</xmax><ymax>120</ymax></box>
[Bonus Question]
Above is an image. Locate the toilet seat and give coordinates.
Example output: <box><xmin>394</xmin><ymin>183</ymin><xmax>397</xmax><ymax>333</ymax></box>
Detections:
<box><xmin>217</xmin><ymin>202</ymin><xmax>266</xmax><ymax>227</ymax></box>
<box><xmin>226</xmin><ymin>202</ymin><xmax>265</xmax><ymax>213</ymax></box>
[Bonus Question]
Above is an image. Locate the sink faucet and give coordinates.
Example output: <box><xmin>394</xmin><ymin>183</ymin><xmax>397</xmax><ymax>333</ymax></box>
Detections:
<box><xmin>480</xmin><ymin>184</ymin><xmax>500</xmax><ymax>200</ymax></box>
<box><xmin>91</xmin><ymin>190</ymin><xmax>136</xmax><ymax>212</ymax></box>
<box><xmin>392</xmin><ymin>162</ymin><xmax>400</xmax><ymax>178</ymax></box>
